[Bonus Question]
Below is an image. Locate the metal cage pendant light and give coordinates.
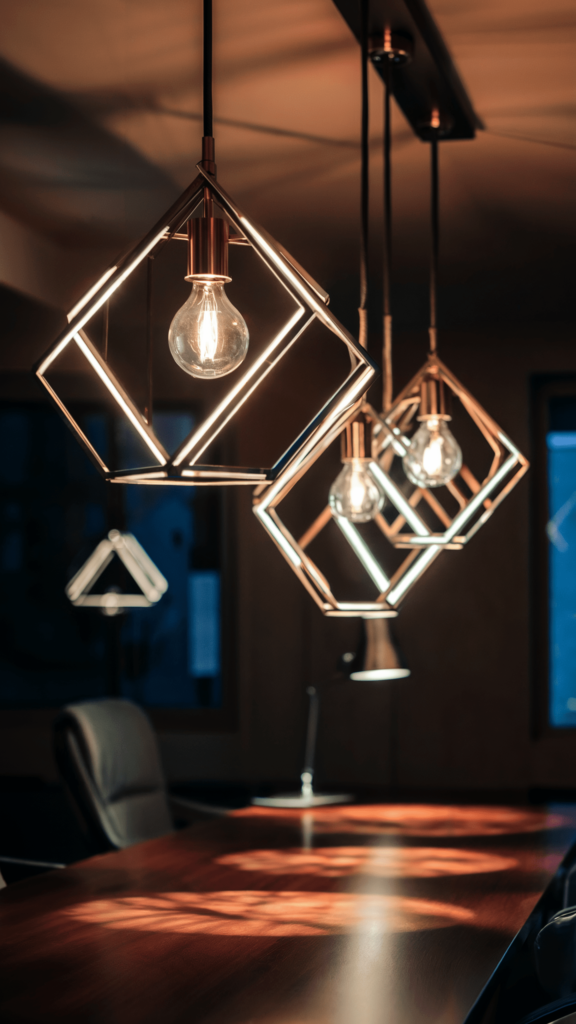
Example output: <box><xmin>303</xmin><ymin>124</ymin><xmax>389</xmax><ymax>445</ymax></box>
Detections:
<box><xmin>372</xmin><ymin>125</ymin><xmax>529</xmax><ymax>550</ymax></box>
<box><xmin>34</xmin><ymin>0</ymin><xmax>377</xmax><ymax>487</ymax></box>
<box><xmin>252</xmin><ymin>10</ymin><xmax>442</xmax><ymax>618</ymax></box>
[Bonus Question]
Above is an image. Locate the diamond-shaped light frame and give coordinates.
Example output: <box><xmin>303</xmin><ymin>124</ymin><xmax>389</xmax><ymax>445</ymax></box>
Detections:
<box><xmin>252</xmin><ymin>403</ymin><xmax>445</xmax><ymax>618</ymax></box>
<box><xmin>370</xmin><ymin>355</ymin><xmax>529</xmax><ymax>549</ymax></box>
<box><xmin>35</xmin><ymin>164</ymin><xmax>377</xmax><ymax>486</ymax></box>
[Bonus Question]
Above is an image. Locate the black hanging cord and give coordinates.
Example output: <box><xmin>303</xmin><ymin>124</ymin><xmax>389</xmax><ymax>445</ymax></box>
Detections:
<box><xmin>429</xmin><ymin>135</ymin><xmax>439</xmax><ymax>354</ymax></box>
<box><xmin>145</xmin><ymin>256</ymin><xmax>154</xmax><ymax>426</ymax></box>
<box><xmin>203</xmin><ymin>0</ymin><xmax>213</xmax><ymax>139</ymax></box>
<box><xmin>382</xmin><ymin>56</ymin><xmax>393</xmax><ymax>410</ymax></box>
<box><xmin>102</xmin><ymin>299</ymin><xmax>109</xmax><ymax>362</ymax></box>
<box><xmin>358</xmin><ymin>0</ymin><xmax>369</xmax><ymax>350</ymax></box>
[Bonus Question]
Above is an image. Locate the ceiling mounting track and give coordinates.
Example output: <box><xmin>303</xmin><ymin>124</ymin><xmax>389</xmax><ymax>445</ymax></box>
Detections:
<box><xmin>332</xmin><ymin>0</ymin><xmax>482</xmax><ymax>140</ymax></box>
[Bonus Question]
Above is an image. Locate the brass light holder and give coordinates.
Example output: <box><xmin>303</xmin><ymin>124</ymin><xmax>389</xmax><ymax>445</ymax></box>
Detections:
<box><xmin>418</xmin><ymin>374</ymin><xmax>451</xmax><ymax>421</ymax></box>
<box><xmin>341</xmin><ymin>413</ymin><xmax>373</xmax><ymax>461</ymax></box>
<box><xmin>186</xmin><ymin>216</ymin><xmax>231</xmax><ymax>283</ymax></box>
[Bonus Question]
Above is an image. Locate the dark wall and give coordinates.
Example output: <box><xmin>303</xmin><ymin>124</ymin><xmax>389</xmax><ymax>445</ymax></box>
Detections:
<box><xmin>162</xmin><ymin>313</ymin><xmax>576</xmax><ymax>794</ymax></box>
<box><xmin>1</xmin><ymin>276</ymin><xmax>575</xmax><ymax>796</ymax></box>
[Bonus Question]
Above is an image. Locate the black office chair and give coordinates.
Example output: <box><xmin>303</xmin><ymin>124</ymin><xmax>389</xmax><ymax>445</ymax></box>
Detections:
<box><xmin>54</xmin><ymin>698</ymin><xmax>226</xmax><ymax>853</ymax></box>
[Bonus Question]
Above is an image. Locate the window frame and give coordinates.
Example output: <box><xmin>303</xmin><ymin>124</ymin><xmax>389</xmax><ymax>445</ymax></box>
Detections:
<box><xmin>0</xmin><ymin>375</ymin><xmax>238</xmax><ymax>732</ymax></box>
<box><xmin>531</xmin><ymin>374</ymin><xmax>576</xmax><ymax>739</ymax></box>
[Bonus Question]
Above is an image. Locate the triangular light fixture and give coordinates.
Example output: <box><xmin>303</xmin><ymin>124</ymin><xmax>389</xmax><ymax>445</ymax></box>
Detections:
<box><xmin>65</xmin><ymin>530</ymin><xmax>168</xmax><ymax>616</ymax></box>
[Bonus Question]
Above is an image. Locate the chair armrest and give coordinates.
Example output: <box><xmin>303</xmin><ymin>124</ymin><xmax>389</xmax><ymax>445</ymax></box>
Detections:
<box><xmin>0</xmin><ymin>855</ymin><xmax>66</xmax><ymax>869</ymax></box>
<box><xmin>168</xmin><ymin>796</ymin><xmax>229</xmax><ymax>820</ymax></box>
<box><xmin>0</xmin><ymin>855</ymin><xmax>66</xmax><ymax>886</ymax></box>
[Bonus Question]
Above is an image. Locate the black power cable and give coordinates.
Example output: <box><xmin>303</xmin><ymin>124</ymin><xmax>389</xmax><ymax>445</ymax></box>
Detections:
<box><xmin>429</xmin><ymin>135</ymin><xmax>439</xmax><ymax>354</ymax></box>
<box><xmin>358</xmin><ymin>0</ymin><xmax>369</xmax><ymax>350</ymax></box>
<box><xmin>203</xmin><ymin>0</ymin><xmax>213</xmax><ymax>139</ymax></box>
<box><xmin>382</xmin><ymin>56</ymin><xmax>393</xmax><ymax>410</ymax></box>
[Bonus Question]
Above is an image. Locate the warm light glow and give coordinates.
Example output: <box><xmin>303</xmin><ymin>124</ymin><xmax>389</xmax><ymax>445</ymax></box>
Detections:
<box><xmin>171</xmin><ymin>308</ymin><xmax>307</xmax><ymax>467</ymax></box>
<box><xmin>334</xmin><ymin>517</ymin><xmax>390</xmax><ymax>593</ymax></box>
<box><xmin>443</xmin><ymin>453</ymin><xmax>518</xmax><ymax>543</ymax></box>
<box><xmin>369</xmin><ymin>461</ymin><xmax>430</xmax><ymax>537</ymax></box>
<box><xmin>329</xmin><ymin>460</ymin><xmax>384</xmax><ymax>523</ymax></box>
<box><xmin>168</xmin><ymin>281</ymin><xmax>249</xmax><ymax>379</ymax></box>
<box><xmin>215</xmin><ymin>846</ymin><xmax>518</xmax><ymax>878</ymax></box>
<box><xmin>199</xmin><ymin>310</ymin><xmax>219</xmax><ymax>362</ymax></box>
<box><xmin>386</xmin><ymin>544</ymin><xmax>441</xmax><ymax>606</ymax></box>
<box><xmin>67</xmin><ymin>267</ymin><xmax>117</xmax><ymax>322</ymax></box>
<box><xmin>37</xmin><ymin>229</ymin><xmax>166</xmax><ymax>377</ymax></box>
<box><xmin>74</xmin><ymin>334</ymin><xmax>168</xmax><ymax>466</ymax></box>
<box><xmin>349</xmin><ymin>668</ymin><xmax>410</xmax><ymax>681</ymax></box>
<box><xmin>64</xmin><ymin>890</ymin><xmax>474</xmax><ymax>936</ymax></box>
<box><xmin>235</xmin><ymin>804</ymin><xmax>570</xmax><ymax>837</ymax></box>
<box><xmin>403</xmin><ymin>417</ymin><xmax>462</xmax><ymax>488</ymax></box>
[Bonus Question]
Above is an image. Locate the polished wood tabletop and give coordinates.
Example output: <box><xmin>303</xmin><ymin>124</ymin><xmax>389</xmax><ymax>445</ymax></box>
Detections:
<box><xmin>1</xmin><ymin>802</ymin><xmax>576</xmax><ymax>1024</ymax></box>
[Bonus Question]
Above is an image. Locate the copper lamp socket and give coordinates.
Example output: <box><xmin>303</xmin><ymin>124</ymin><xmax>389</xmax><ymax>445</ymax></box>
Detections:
<box><xmin>341</xmin><ymin>415</ymin><xmax>374</xmax><ymax>461</ymax></box>
<box><xmin>419</xmin><ymin>111</ymin><xmax>455</xmax><ymax>140</ymax></box>
<box><xmin>418</xmin><ymin>376</ymin><xmax>451</xmax><ymax>420</ymax></box>
<box><xmin>369</xmin><ymin>30</ymin><xmax>413</xmax><ymax>65</ymax></box>
<box><xmin>186</xmin><ymin>217</ymin><xmax>230</xmax><ymax>281</ymax></box>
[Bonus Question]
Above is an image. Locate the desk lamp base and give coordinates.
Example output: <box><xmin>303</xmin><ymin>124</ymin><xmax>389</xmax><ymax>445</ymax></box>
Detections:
<box><xmin>252</xmin><ymin>771</ymin><xmax>352</xmax><ymax>809</ymax></box>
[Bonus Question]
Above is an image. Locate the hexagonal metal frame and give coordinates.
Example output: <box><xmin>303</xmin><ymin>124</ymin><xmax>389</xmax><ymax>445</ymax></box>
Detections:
<box><xmin>35</xmin><ymin>164</ymin><xmax>377</xmax><ymax>486</ymax></box>
<box><xmin>370</xmin><ymin>355</ymin><xmax>529</xmax><ymax>549</ymax></box>
<box><xmin>252</xmin><ymin>403</ymin><xmax>444</xmax><ymax>618</ymax></box>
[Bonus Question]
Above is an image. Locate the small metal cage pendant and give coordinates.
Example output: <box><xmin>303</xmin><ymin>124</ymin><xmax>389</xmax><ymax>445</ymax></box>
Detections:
<box><xmin>370</xmin><ymin>355</ymin><xmax>529</xmax><ymax>550</ymax></box>
<box><xmin>252</xmin><ymin>404</ymin><xmax>446</xmax><ymax>618</ymax></box>
<box><xmin>252</xmin><ymin>347</ymin><xmax>529</xmax><ymax>617</ymax></box>
<box><xmin>35</xmin><ymin>164</ymin><xmax>377</xmax><ymax>487</ymax></box>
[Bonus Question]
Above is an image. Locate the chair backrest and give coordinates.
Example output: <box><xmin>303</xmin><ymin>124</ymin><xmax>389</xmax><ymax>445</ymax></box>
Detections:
<box><xmin>53</xmin><ymin>698</ymin><xmax>173</xmax><ymax>851</ymax></box>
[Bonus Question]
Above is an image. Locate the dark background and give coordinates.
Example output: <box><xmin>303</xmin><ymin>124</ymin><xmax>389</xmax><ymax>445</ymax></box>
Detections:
<box><xmin>0</xmin><ymin>0</ymin><xmax>574</xmax><ymax>798</ymax></box>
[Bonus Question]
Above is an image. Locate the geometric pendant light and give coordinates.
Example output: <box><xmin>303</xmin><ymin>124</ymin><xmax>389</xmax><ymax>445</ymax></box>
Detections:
<box><xmin>252</xmin><ymin>20</ymin><xmax>442</xmax><ymax>617</ymax></box>
<box><xmin>371</xmin><ymin>130</ymin><xmax>529</xmax><ymax>549</ymax></box>
<box><xmin>253</xmin><ymin>35</ymin><xmax>528</xmax><ymax>614</ymax></box>
<box><xmin>372</xmin><ymin>355</ymin><xmax>529</xmax><ymax>550</ymax></box>
<box><xmin>34</xmin><ymin>165</ymin><xmax>376</xmax><ymax>487</ymax></box>
<box><xmin>34</xmin><ymin>0</ymin><xmax>377</xmax><ymax>487</ymax></box>
<box><xmin>65</xmin><ymin>530</ymin><xmax>168</xmax><ymax>616</ymax></box>
<box><xmin>252</xmin><ymin>414</ymin><xmax>444</xmax><ymax>616</ymax></box>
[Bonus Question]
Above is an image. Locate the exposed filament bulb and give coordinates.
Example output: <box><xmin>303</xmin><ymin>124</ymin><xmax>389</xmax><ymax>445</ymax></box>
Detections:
<box><xmin>168</xmin><ymin>279</ymin><xmax>249</xmax><ymax>379</ymax></box>
<box><xmin>402</xmin><ymin>416</ymin><xmax>462</xmax><ymax>488</ymax></box>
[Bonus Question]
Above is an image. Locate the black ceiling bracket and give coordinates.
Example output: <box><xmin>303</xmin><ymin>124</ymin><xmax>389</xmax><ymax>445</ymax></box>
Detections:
<box><xmin>332</xmin><ymin>0</ymin><xmax>482</xmax><ymax>141</ymax></box>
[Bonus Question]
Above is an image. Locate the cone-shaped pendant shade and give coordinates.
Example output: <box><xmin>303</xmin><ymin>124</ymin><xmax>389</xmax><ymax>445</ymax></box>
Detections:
<box><xmin>341</xmin><ymin>618</ymin><xmax>410</xmax><ymax>681</ymax></box>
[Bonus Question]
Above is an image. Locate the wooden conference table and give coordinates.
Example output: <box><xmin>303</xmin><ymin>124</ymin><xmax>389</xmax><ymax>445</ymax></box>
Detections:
<box><xmin>1</xmin><ymin>802</ymin><xmax>576</xmax><ymax>1024</ymax></box>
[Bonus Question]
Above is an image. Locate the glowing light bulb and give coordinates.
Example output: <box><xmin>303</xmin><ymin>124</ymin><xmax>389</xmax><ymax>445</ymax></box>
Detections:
<box><xmin>168</xmin><ymin>280</ymin><xmax>249</xmax><ymax>379</ymax></box>
<box><xmin>402</xmin><ymin>417</ymin><xmax>462</xmax><ymax>488</ymax></box>
<box><xmin>329</xmin><ymin>459</ymin><xmax>385</xmax><ymax>523</ymax></box>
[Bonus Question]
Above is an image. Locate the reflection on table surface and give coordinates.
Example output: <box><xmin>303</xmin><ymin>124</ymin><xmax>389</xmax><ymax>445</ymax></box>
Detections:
<box><xmin>236</xmin><ymin>803</ymin><xmax>570</xmax><ymax>837</ymax></box>
<box><xmin>1</xmin><ymin>802</ymin><xmax>576</xmax><ymax>1024</ymax></box>
<box><xmin>215</xmin><ymin>845</ymin><xmax>520</xmax><ymax>876</ymax></box>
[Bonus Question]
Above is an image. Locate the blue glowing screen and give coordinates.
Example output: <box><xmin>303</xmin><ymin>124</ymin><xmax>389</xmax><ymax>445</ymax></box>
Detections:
<box><xmin>548</xmin><ymin>430</ymin><xmax>576</xmax><ymax>726</ymax></box>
